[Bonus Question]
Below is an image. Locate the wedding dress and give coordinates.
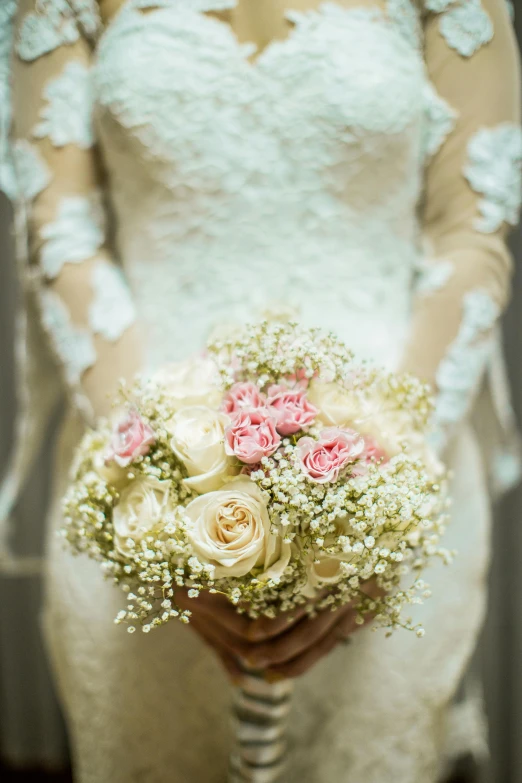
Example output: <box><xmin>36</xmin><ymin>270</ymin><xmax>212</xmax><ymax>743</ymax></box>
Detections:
<box><xmin>1</xmin><ymin>0</ymin><xmax>522</xmax><ymax>781</ymax></box>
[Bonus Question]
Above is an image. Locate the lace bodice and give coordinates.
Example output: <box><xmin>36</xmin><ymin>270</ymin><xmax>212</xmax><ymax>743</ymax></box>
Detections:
<box><xmin>1</xmin><ymin>0</ymin><xmax>521</xmax><ymax>539</ymax></box>
<box><xmin>94</xmin><ymin>0</ymin><xmax>439</xmax><ymax>370</ymax></box>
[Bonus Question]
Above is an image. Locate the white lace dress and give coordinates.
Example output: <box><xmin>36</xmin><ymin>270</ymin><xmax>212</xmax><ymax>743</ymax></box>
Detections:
<box><xmin>1</xmin><ymin>0</ymin><xmax>522</xmax><ymax>781</ymax></box>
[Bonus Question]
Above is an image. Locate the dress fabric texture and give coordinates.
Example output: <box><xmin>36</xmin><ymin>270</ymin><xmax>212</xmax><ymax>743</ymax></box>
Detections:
<box><xmin>2</xmin><ymin>0</ymin><xmax>522</xmax><ymax>781</ymax></box>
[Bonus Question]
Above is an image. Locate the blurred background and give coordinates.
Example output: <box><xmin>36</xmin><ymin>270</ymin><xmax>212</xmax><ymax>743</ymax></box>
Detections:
<box><xmin>1</xmin><ymin>9</ymin><xmax>522</xmax><ymax>783</ymax></box>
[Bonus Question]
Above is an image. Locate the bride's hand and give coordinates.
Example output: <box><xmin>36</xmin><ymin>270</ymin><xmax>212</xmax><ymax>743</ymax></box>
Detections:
<box><xmin>175</xmin><ymin>588</ymin><xmax>310</xmax><ymax>680</ymax></box>
<box><xmin>176</xmin><ymin>580</ymin><xmax>381</xmax><ymax>681</ymax></box>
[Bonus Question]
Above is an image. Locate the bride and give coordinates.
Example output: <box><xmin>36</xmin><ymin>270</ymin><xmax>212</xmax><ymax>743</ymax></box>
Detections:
<box><xmin>1</xmin><ymin>0</ymin><xmax>521</xmax><ymax>781</ymax></box>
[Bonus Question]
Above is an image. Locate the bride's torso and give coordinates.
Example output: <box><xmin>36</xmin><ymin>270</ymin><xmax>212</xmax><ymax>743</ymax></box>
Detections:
<box><xmin>93</xmin><ymin>0</ymin><xmax>451</xmax><ymax>368</ymax></box>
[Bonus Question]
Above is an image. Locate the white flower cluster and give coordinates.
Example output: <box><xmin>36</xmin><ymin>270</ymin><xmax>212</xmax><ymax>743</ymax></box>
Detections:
<box><xmin>62</xmin><ymin>321</ymin><xmax>450</xmax><ymax>636</ymax></box>
<box><xmin>208</xmin><ymin>320</ymin><xmax>357</xmax><ymax>389</ymax></box>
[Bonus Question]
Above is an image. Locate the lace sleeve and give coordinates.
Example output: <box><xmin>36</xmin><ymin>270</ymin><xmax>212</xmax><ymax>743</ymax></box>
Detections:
<box><xmin>399</xmin><ymin>0</ymin><xmax>522</xmax><ymax>451</ymax></box>
<box><xmin>10</xmin><ymin>0</ymin><xmax>143</xmax><ymax>421</ymax></box>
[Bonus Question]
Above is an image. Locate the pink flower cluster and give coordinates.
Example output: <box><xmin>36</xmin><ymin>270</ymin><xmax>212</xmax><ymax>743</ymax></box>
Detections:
<box><xmin>222</xmin><ymin>381</ymin><xmax>388</xmax><ymax>480</ymax></box>
<box><xmin>297</xmin><ymin>428</ymin><xmax>363</xmax><ymax>483</ymax></box>
<box><xmin>106</xmin><ymin>409</ymin><xmax>155</xmax><ymax>467</ymax></box>
<box><xmin>267</xmin><ymin>384</ymin><xmax>318</xmax><ymax>436</ymax></box>
<box><xmin>104</xmin><ymin>384</ymin><xmax>389</xmax><ymax>486</ymax></box>
<box><xmin>223</xmin><ymin>381</ymin><xmax>318</xmax><ymax>465</ymax></box>
<box><xmin>298</xmin><ymin>430</ymin><xmax>388</xmax><ymax>483</ymax></box>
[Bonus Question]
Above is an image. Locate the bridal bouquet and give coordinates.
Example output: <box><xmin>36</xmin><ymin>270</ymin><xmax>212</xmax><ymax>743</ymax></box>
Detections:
<box><xmin>62</xmin><ymin>321</ymin><xmax>450</xmax><ymax>638</ymax></box>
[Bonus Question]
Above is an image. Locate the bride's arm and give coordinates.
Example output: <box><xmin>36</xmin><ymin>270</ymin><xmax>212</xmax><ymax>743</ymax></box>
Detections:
<box><xmin>400</xmin><ymin>0</ymin><xmax>521</xmax><ymax>451</ymax></box>
<box><xmin>11</xmin><ymin>0</ymin><xmax>143</xmax><ymax>421</ymax></box>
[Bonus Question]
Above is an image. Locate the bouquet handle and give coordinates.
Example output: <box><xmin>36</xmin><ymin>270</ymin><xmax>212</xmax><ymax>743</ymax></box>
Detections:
<box><xmin>228</xmin><ymin>667</ymin><xmax>294</xmax><ymax>783</ymax></box>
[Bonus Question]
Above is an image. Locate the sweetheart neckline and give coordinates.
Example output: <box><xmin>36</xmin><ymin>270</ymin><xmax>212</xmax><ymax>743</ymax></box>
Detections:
<box><xmin>99</xmin><ymin>0</ymin><xmax>395</xmax><ymax>72</ymax></box>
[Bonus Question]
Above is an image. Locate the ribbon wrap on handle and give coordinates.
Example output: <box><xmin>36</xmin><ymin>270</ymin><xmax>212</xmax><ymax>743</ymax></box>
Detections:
<box><xmin>229</xmin><ymin>667</ymin><xmax>294</xmax><ymax>783</ymax></box>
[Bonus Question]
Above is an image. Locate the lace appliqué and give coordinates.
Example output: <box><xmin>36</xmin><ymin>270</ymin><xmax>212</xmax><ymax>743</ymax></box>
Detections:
<box><xmin>69</xmin><ymin>0</ymin><xmax>102</xmax><ymax>39</ymax></box>
<box><xmin>464</xmin><ymin>123</ymin><xmax>522</xmax><ymax>234</ymax></box>
<box><xmin>129</xmin><ymin>0</ymin><xmax>237</xmax><ymax>10</ymax></box>
<box><xmin>0</xmin><ymin>1</ymin><xmax>15</xmax><ymax>68</ymax></box>
<box><xmin>40</xmin><ymin>289</ymin><xmax>96</xmax><ymax>386</ymax></box>
<box><xmin>437</xmin><ymin>0</ymin><xmax>493</xmax><ymax>57</ymax></box>
<box><xmin>0</xmin><ymin>1</ymin><xmax>16</xmax><ymax>198</ymax></box>
<box><xmin>88</xmin><ymin>262</ymin><xmax>137</xmax><ymax>341</ymax></box>
<box><xmin>13</xmin><ymin>140</ymin><xmax>52</xmax><ymax>201</ymax></box>
<box><xmin>387</xmin><ymin>3</ymin><xmax>457</xmax><ymax>161</ymax></box>
<box><xmin>386</xmin><ymin>0</ymin><xmax>423</xmax><ymax>49</ymax></box>
<box><xmin>424</xmin><ymin>0</ymin><xmax>455</xmax><ymax>12</ymax></box>
<box><xmin>492</xmin><ymin>450</ymin><xmax>522</xmax><ymax>494</ymax></box>
<box><xmin>16</xmin><ymin>0</ymin><xmax>80</xmax><ymax>62</ymax></box>
<box><xmin>415</xmin><ymin>258</ymin><xmax>454</xmax><ymax>296</ymax></box>
<box><xmin>421</xmin><ymin>82</ymin><xmax>458</xmax><ymax>159</ymax></box>
<box><xmin>40</xmin><ymin>194</ymin><xmax>105</xmax><ymax>279</ymax></box>
<box><xmin>434</xmin><ymin>289</ymin><xmax>499</xmax><ymax>438</ymax></box>
<box><xmin>33</xmin><ymin>61</ymin><xmax>94</xmax><ymax>148</ymax></box>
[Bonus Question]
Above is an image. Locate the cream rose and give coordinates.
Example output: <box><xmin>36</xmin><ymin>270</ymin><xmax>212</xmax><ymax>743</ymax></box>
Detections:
<box><xmin>156</xmin><ymin>357</ymin><xmax>222</xmax><ymax>410</ymax></box>
<box><xmin>168</xmin><ymin>406</ymin><xmax>240</xmax><ymax>494</ymax></box>
<box><xmin>301</xmin><ymin>551</ymin><xmax>348</xmax><ymax>598</ymax></box>
<box><xmin>308</xmin><ymin>380</ymin><xmax>374</xmax><ymax>428</ymax></box>
<box><xmin>94</xmin><ymin>450</ymin><xmax>128</xmax><ymax>489</ymax></box>
<box><xmin>183</xmin><ymin>477</ymin><xmax>291</xmax><ymax>579</ymax></box>
<box><xmin>309</xmin><ymin>380</ymin><xmax>407</xmax><ymax>457</ymax></box>
<box><xmin>300</xmin><ymin>520</ymin><xmax>357</xmax><ymax>598</ymax></box>
<box><xmin>113</xmin><ymin>476</ymin><xmax>171</xmax><ymax>558</ymax></box>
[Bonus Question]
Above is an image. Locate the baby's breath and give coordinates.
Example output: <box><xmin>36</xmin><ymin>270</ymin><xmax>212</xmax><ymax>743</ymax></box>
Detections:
<box><xmin>62</xmin><ymin>321</ymin><xmax>447</xmax><ymax>635</ymax></box>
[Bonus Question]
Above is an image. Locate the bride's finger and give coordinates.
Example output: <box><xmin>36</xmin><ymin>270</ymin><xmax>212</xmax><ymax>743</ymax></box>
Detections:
<box><xmin>244</xmin><ymin>605</ymin><xmax>350</xmax><ymax>668</ymax></box>
<box><xmin>188</xmin><ymin>612</ymin><xmax>254</xmax><ymax>661</ymax></box>
<box><xmin>176</xmin><ymin>589</ymin><xmax>252</xmax><ymax>639</ymax></box>
<box><xmin>244</xmin><ymin>589</ymin><xmax>331</xmax><ymax>643</ymax></box>
<box><xmin>266</xmin><ymin>625</ymin><xmax>341</xmax><ymax>679</ymax></box>
<box><xmin>178</xmin><ymin>587</ymin><xmax>310</xmax><ymax>643</ymax></box>
<box><xmin>358</xmin><ymin>576</ymin><xmax>386</xmax><ymax>601</ymax></box>
<box><xmin>244</xmin><ymin>603</ymin><xmax>310</xmax><ymax>643</ymax></box>
<box><xmin>265</xmin><ymin>608</ymin><xmax>373</xmax><ymax>679</ymax></box>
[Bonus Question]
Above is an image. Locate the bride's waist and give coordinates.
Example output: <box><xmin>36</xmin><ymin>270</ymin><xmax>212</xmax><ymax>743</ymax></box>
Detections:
<box><xmin>135</xmin><ymin>286</ymin><xmax>412</xmax><ymax>371</ymax></box>
<box><xmin>116</xmin><ymin>210</ymin><xmax>419</xmax><ymax>271</ymax></box>
<box><xmin>121</xmin><ymin>239</ymin><xmax>417</xmax><ymax>296</ymax></box>
<box><xmin>116</xmin><ymin>227</ymin><xmax>418</xmax><ymax>366</ymax></box>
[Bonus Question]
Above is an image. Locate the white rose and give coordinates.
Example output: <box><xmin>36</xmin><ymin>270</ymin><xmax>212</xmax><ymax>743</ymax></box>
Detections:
<box><xmin>300</xmin><ymin>515</ymin><xmax>369</xmax><ymax>598</ymax></box>
<box><xmin>183</xmin><ymin>477</ymin><xmax>291</xmax><ymax>579</ymax></box>
<box><xmin>301</xmin><ymin>551</ymin><xmax>348</xmax><ymax>598</ymax></box>
<box><xmin>113</xmin><ymin>476</ymin><xmax>171</xmax><ymax>558</ymax></box>
<box><xmin>155</xmin><ymin>357</ymin><xmax>222</xmax><ymax>410</ymax></box>
<box><xmin>308</xmin><ymin>380</ymin><xmax>373</xmax><ymax>428</ymax></box>
<box><xmin>168</xmin><ymin>406</ymin><xmax>240</xmax><ymax>494</ymax></box>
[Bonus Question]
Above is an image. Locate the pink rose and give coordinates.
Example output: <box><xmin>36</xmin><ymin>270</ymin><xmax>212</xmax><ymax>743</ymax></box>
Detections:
<box><xmin>222</xmin><ymin>382</ymin><xmax>266</xmax><ymax>415</ymax></box>
<box><xmin>225</xmin><ymin>409</ymin><xmax>281</xmax><ymax>465</ymax></box>
<box><xmin>267</xmin><ymin>384</ymin><xmax>318</xmax><ymax>435</ymax></box>
<box><xmin>297</xmin><ymin>427</ymin><xmax>365</xmax><ymax>483</ymax></box>
<box><xmin>106</xmin><ymin>409</ymin><xmax>155</xmax><ymax>467</ymax></box>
